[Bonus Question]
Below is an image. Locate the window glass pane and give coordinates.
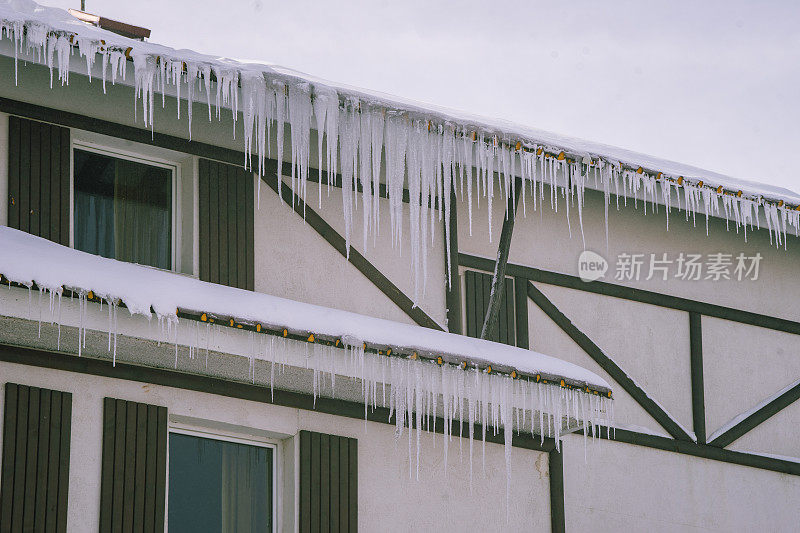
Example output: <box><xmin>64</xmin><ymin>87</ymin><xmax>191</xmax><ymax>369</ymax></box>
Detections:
<box><xmin>168</xmin><ymin>433</ymin><xmax>273</xmax><ymax>533</ymax></box>
<box><xmin>74</xmin><ymin>149</ymin><xmax>172</xmax><ymax>269</ymax></box>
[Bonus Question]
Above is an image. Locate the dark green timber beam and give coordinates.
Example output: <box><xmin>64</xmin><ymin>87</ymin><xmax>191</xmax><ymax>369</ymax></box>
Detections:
<box><xmin>445</xmin><ymin>184</ymin><xmax>462</xmax><ymax>334</ymax></box>
<box><xmin>585</xmin><ymin>426</ymin><xmax>800</xmax><ymax>476</ymax></box>
<box><xmin>548</xmin><ymin>448</ymin><xmax>565</xmax><ymax>533</ymax></box>
<box><xmin>689</xmin><ymin>312</ymin><xmax>706</xmax><ymax>443</ymax></box>
<box><xmin>708</xmin><ymin>379</ymin><xmax>800</xmax><ymax>449</ymax></box>
<box><xmin>526</xmin><ymin>280</ymin><xmax>693</xmax><ymax>442</ymax></box>
<box><xmin>0</xmin><ymin>342</ymin><xmax>554</xmax><ymax>454</ymax></box>
<box><xmin>514</xmin><ymin>276</ymin><xmax>529</xmax><ymax>349</ymax></box>
<box><xmin>459</xmin><ymin>252</ymin><xmax>800</xmax><ymax>337</ymax></box>
<box><xmin>480</xmin><ymin>178</ymin><xmax>522</xmax><ymax>340</ymax></box>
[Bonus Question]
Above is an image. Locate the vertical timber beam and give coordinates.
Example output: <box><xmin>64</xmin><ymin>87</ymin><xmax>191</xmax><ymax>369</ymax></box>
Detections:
<box><xmin>480</xmin><ymin>178</ymin><xmax>522</xmax><ymax>340</ymax></box>
<box><xmin>514</xmin><ymin>276</ymin><xmax>529</xmax><ymax>349</ymax></box>
<box><xmin>689</xmin><ymin>312</ymin><xmax>706</xmax><ymax>444</ymax></box>
<box><xmin>445</xmin><ymin>184</ymin><xmax>462</xmax><ymax>334</ymax></box>
<box><xmin>549</xmin><ymin>448</ymin><xmax>565</xmax><ymax>533</ymax></box>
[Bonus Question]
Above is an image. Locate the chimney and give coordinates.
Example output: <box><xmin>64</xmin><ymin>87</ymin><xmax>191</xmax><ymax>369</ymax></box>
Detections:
<box><xmin>68</xmin><ymin>8</ymin><xmax>151</xmax><ymax>41</ymax></box>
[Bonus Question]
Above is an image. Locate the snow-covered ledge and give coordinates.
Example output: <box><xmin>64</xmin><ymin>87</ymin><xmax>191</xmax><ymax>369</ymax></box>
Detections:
<box><xmin>0</xmin><ymin>227</ymin><xmax>612</xmax><ymax>483</ymax></box>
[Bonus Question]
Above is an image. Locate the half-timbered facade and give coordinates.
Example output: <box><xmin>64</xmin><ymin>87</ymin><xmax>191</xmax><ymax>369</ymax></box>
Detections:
<box><xmin>0</xmin><ymin>2</ymin><xmax>798</xmax><ymax>531</ymax></box>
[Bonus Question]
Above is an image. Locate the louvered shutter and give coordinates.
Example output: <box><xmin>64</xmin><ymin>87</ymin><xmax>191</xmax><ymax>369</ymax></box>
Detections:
<box><xmin>198</xmin><ymin>158</ymin><xmax>255</xmax><ymax>290</ymax></box>
<box><xmin>99</xmin><ymin>398</ymin><xmax>167</xmax><ymax>533</ymax></box>
<box><xmin>0</xmin><ymin>383</ymin><xmax>72</xmax><ymax>533</ymax></box>
<box><xmin>464</xmin><ymin>270</ymin><xmax>516</xmax><ymax>346</ymax></box>
<box><xmin>299</xmin><ymin>430</ymin><xmax>357</xmax><ymax>532</ymax></box>
<box><xmin>7</xmin><ymin>116</ymin><xmax>70</xmax><ymax>245</ymax></box>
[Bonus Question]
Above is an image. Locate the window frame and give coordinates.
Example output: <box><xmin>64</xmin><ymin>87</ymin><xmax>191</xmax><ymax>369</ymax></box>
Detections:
<box><xmin>70</xmin><ymin>138</ymin><xmax>182</xmax><ymax>272</ymax></box>
<box><xmin>166</xmin><ymin>424</ymin><xmax>279</xmax><ymax>533</ymax></box>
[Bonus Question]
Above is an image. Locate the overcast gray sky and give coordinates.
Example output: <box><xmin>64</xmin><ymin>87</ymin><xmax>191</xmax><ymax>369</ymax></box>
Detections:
<box><xmin>42</xmin><ymin>0</ymin><xmax>800</xmax><ymax>193</ymax></box>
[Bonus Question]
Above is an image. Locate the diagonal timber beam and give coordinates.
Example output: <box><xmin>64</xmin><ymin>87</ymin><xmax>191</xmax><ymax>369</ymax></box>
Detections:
<box><xmin>480</xmin><ymin>179</ymin><xmax>522</xmax><ymax>340</ymax></box>
<box><xmin>526</xmin><ymin>280</ymin><xmax>694</xmax><ymax>442</ymax></box>
<box><xmin>708</xmin><ymin>379</ymin><xmax>800</xmax><ymax>449</ymax></box>
<box><xmin>444</xmin><ymin>184</ymin><xmax>462</xmax><ymax>334</ymax></box>
<box><xmin>260</xmin><ymin>162</ymin><xmax>443</xmax><ymax>331</ymax></box>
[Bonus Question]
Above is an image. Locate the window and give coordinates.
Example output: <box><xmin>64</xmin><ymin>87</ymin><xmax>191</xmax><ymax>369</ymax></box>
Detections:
<box><xmin>73</xmin><ymin>147</ymin><xmax>174</xmax><ymax>270</ymax></box>
<box><xmin>168</xmin><ymin>431</ymin><xmax>275</xmax><ymax>532</ymax></box>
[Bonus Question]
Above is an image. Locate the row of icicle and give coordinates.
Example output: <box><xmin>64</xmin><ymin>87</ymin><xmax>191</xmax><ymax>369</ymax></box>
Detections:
<box><xmin>3</xmin><ymin>18</ymin><xmax>800</xmax><ymax>308</ymax></box>
<box><xmin>15</xmin><ymin>280</ymin><xmax>612</xmax><ymax>517</ymax></box>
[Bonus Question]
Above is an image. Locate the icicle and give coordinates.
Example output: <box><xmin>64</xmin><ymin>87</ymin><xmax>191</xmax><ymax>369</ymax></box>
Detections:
<box><xmin>339</xmin><ymin>101</ymin><xmax>359</xmax><ymax>257</ymax></box>
<box><xmin>288</xmin><ymin>84</ymin><xmax>312</xmax><ymax>208</ymax></box>
<box><xmin>358</xmin><ymin>106</ymin><xmax>373</xmax><ymax>250</ymax></box>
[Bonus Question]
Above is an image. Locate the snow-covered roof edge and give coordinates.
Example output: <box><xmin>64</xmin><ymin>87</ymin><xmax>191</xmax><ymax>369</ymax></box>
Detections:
<box><xmin>1</xmin><ymin>0</ymin><xmax>798</xmax><ymax>215</ymax></box>
<box><xmin>0</xmin><ymin>226</ymin><xmax>610</xmax><ymax>393</ymax></box>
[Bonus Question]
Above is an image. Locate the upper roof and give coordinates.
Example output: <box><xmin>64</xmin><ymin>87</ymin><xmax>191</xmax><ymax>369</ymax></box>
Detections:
<box><xmin>1</xmin><ymin>0</ymin><xmax>798</xmax><ymax>211</ymax></box>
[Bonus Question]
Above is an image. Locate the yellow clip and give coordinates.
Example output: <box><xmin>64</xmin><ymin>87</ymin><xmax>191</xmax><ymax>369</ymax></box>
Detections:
<box><xmin>515</xmin><ymin>141</ymin><xmax>522</xmax><ymax>151</ymax></box>
<box><xmin>410</xmin><ymin>352</ymin><xmax>418</xmax><ymax>360</ymax></box>
<box><xmin>535</xmin><ymin>374</ymin><xmax>541</xmax><ymax>383</ymax></box>
<box><xmin>229</xmin><ymin>319</ymin><xmax>234</xmax><ymax>327</ymax></box>
<box><xmin>335</xmin><ymin>339</ymin><xmax>341</xmax><ymax>347</ymax></box>
<box><xmin>656</xmin><ymin>172</ymin><xmax>662</xmax><ymax>180</ymax></box>
<box><xmin>255</xmin><ymin>323</ymin><xmax>261</xmax><ymax>332</ymax></box>
<box><xmin>471</xmin><ymin>131</ymin><xmax>477</xmax><ymax>141</ymax></box>
<box><xmin>124</xmin><ymin>46</ymin><xmax>133</xmax><ymax>58</ymax></box>
<box><xmin>736</xmin><ymin>190</ymin><xmax>743</xmax><ymax>197</ymax></box>
<box><xmin>307</xmin><ymin>333</ymin><xmax>315</xmax><ymax>343</ymax></box>
<box><xmin>87</xmin><ymin>290</ymin><xmax>94</xmax><ymax>300</ymax></box>
<box><xmin>486</xmin><ymin>365</ymin><xmax>492</xmax><ymax>374</ymax></box>
<box><xmin>677</xmin><ymin>176</ymin><xmax>684</xmax><ymax>185</ymax></box>
<box><xmin>607</xmin><ymin>391</ymin><xmax>612</xmax><ymax>398</ymax></box>
<box><xmin>282</xmin><ymin>329</ymin><xmax>288</xmax><ymax>338</ymax></box>
<box><xmin>236</xmin><ymin>324</ymin><xmax>243</xmax><ymax>329</ymax></box>
<box><xmin>697</xmin><ymin>180</ymin><xmax>704</xmax><ymax>188</ymax></box>
<box><xmin>510</xmin><ymin>370</ymin><xmax>517</xmax><ymax>379</ymax></box>
<box><xmin>560</xmin><ymin>379</ymin><xmax>565</xmax><ymax>387</ymax></box>
<box><xmin>716</xmin><ymin>185</ymin><xmax>724</xmax><ymax>194</ymax></box>
<box><xmin>536</xmin><ymin>148</ymin><xmax>543</xmax><ymax>156</ymax></box>
<box><xmin>636</xmin><ymin>167</ymin><xmax>643</xmax><ymax>174</ymax></box>
<box><xmin>460</xmin><ymin>361</ymin><xmax>467</xmax><ymax>370</ymax></box>
<box><xmin>386</xmin><ymin>348</ymin><xmax>392</xmax><ymax>356</ymax></box>
<box><xmin>778</xmin><ymin>200</ymin><xmax>784</xmax><ymax>207</ymax></box>
<box><xmin>557</xmin><ymin>151</ymin><xmax>565</xmax><ymax>161</ymax></box>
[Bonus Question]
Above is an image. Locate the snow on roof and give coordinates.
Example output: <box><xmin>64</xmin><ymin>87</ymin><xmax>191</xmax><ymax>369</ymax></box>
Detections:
<box><xmin>0</xmin><ymin>226</ymin><xmax>609</xmax><ymax>392</ymax></box>
<box><xmin>1</xmin><ymin>1</ymin><xmax>797</xmax><ymax>324</ymax></box>
<box><xmin>1</xmin><ymin>0</ymin><xmax>798</xmax><ymax>214</ymax></box>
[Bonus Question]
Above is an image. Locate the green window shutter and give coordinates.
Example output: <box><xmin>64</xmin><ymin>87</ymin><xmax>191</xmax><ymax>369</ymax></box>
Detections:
<box><xmin>464</xmin><ymin>270</ymin><xmax>516</xmax><ymax>346</ymax></box>
<box><xmin>99</xmin><ymin>398</ymin><xmax>167</xmax><ymax>533</ymax></box>
<box><xmin>7</xmin><ymin>116</ymin><xmax>70</xmax><ymax>246</ymax></box>
<box><xmin>299</xmin><ymin>430</ymin><xmax>357</xmax><ymax>532</ymax></box>
<box><xmin>198</xmin><ymin>158</ymin><xmax>255</xmax><ymax>290</ymax></box>
<box><xmin>0</xmin><ymin>383</ymin><xmax>72</xmax><ymax>533</ymax></box>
